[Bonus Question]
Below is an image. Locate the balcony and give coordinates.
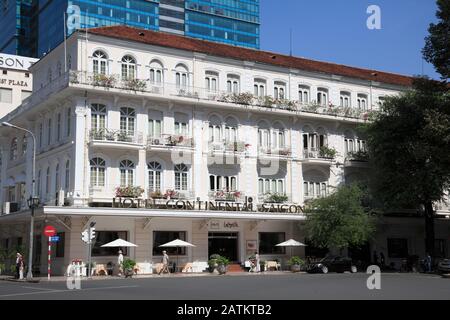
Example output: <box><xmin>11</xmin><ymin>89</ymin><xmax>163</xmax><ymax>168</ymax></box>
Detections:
<box><xmin>64</xmin><ymin>71</ymin><xmax>374</xmax><ymax>122</ymax></box>
<box><xmin>147</xmin><ymin>134</ymin><xmax>194</xmax><ymax>152</ymax></box>
<box><xmin>258</xmin><ymin>193</ymin><xmax>292</xmax><ymax>204</ymax></box>
<box><xmin>208</xmin><ymin>190</ymin><xmax>245</xmax><ymax>202</ymax></box>
<box><xmin>258</xmin><ymin>146</ymin><xmax>291</xmax><ymax>159</ymax></box>
<box><xmin>344</xmin><ymin>151</ymin><xmax>370</xmax><ymax>167</ymax></box>
<box><xmin>208</xmin><ymin>140</ymin><xmax>248</xmax><ymax>155</ymax></box>
<box><xmin>302</xmin><ymin>147</ymin><xmax>336</xmax><ymax>165</ymax></box>
<box><xmin>89</xmin><ymin>129</ymin><xmax>144</xmax><ymax>150</ymax></box>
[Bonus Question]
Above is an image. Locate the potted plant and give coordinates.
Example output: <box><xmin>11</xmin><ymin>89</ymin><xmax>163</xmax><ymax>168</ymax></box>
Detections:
<box><xmin>208</xmin><ymin>254</ymin><xmax>221</xmax><ymax>273</ymax></box>
<box><xmin>259</xmin><ymin>260</ymin><xmax>266</xmax><ymax>272</ymax></box>
<box><xmin>105</xmin><ymin>130</ymin><xmax>116</xmax><ymax>141</ymax></box>
<box><xmin>216</xmin><ymin>256</ymin><xmax>230</xmax><ymax>275</ymax></box>
<box><xmin>265</xmin><ymin>193</ymin><xmax>289</xmax><ymax>204</ymax></box>
<box><xmin>117</xmin><ymin>131</ymin><xmax>132</xmax><ymax>142</ymax></box>
<box><xmin>122</xmin><ymin>259</ymin><xmax>136</xmax><ymax>278</ymax></box>
<box><xmin>115</xmin><ymin>186</ymin><xmax>145</xmax><ymax>198</ymax></box>
<box><xmin>150</xmin><ymin>190</ymin><xmax>163</xmax><ymax>199</ymax></box>
<box><xmin>288</xmin><ymin>256</ymin><xmax>305</xmax><ymax>273</ymax></box>
<box><xmin>319</xmin><ymin>146</ymin><xmax>338</xmax><ymax>159</ymax></box>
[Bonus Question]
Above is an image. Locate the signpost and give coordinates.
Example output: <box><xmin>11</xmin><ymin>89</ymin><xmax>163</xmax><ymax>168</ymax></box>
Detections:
<box><xmin>81</xmin><ymin>222</ymin><xmax>96</xmax><ymax>278</ymax></box>
<box><xmin>43</xmin><ymin>226</ymin><xmax>57</xmax><ymax>280</ymax></box>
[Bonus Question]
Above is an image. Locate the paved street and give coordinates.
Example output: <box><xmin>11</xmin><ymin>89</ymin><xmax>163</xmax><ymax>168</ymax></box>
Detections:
<box><xmin>0</xmin><ymin>273</ymin><xmax>449</xmax><ymax>300</ymax></box>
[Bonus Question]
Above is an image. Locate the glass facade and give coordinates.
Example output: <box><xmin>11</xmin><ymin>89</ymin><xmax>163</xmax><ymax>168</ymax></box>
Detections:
<box><xmin>0</xmin><ymin>0</ymin><xmax>35</xmax><ymax>56</ymax></box>
<box><xmin>185</xmin><ymin>0</ymin><xmax>259</xmax><ymax>49</ymax></box>
<box><xmin>1</xmin><ymin>0</ymin><xmax>260</xmax><ymax>58</ymax></box>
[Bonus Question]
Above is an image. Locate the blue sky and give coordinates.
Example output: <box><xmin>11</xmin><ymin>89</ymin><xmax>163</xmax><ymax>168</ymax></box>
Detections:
<box><xmin>260</xmin><ymin>0</ymin><xmax>440</xmax><ymax>79</ymax></box>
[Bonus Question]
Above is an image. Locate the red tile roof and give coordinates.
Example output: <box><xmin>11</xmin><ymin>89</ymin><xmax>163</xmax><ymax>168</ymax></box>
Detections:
<box><xmin>87</xmin><ymin>26</ymin><xmax>414</xmax><ymax>87</ymax></box>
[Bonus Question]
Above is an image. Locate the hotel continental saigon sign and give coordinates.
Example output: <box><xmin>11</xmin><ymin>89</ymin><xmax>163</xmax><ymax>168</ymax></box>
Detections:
<box><xmin>112</xmin><ymin>196</ymin><xmax>305</xmax><ymax>214</ymax></box>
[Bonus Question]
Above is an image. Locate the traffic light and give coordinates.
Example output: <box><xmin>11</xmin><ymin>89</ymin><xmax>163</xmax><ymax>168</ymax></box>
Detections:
<box><xmin>90</xmin><ymin>227</ymin><xmax>96</xmax><ymax>240</ymax></box>
<box><xmin>81</xmin><ymin>230</ymin><xmax>89</xmax><ymax>243</ymax></box>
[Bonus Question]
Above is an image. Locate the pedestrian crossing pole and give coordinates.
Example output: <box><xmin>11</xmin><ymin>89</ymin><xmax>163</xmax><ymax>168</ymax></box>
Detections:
<box><xmin>48</xmin><ymin>237</ymin><xmax>52</xmax><ymax>280</ymax></box>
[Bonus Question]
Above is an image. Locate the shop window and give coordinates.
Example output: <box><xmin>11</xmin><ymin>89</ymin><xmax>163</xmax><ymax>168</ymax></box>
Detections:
<box><xmin>92</xmin><ymin>231</ymin><xmax>128</xmax><ymax>256</ymax></box>
<box><xmin>153</xmin><ymin>231</ymin><xmax>187</xmax><ymax>256</ymax></box>
<box><xmin>259</xmin><ymin>232</ymin><xmax>286</xmax><ymax>254</ymax></box>
<box><xmin>387</xmin><ymin>238</ymin><xmax>408</xmax><ymax>258</ymax></box>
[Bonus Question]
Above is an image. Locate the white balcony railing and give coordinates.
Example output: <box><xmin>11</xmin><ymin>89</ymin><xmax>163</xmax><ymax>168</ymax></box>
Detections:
<box><xmin>208</xmin><ymin>191</ymin><xmax>246</xmax><ymax>202</ymax></box>
<box><xmin>65</xmin><ymin>71</ymin><xmax>374</xmax><ymax>121</ymax></box>
<box><xmin>90</xmin><ymin>129</ymin><xmax>144</xmax><ymax>145</ymax></box>
<box><xmin>147</xmin><ymin>134</ymin><xmax>194</xmax><ymax>148</ymax></box>
<box><xmin>258</xmin><ymin>146</ymin><xmax>292</xmax><ymax>157</ymax></box>
<box><xmin>209</xmin><ymin>140</ymin><xmax>248</xmax><ymax>153</ymax></box>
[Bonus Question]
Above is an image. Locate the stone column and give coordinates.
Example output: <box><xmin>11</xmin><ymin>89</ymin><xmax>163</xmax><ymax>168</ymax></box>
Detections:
<box><xmin>72</xmin><ymin>102</ymin><xmax>88</xmax><ymax>206</ymax></box>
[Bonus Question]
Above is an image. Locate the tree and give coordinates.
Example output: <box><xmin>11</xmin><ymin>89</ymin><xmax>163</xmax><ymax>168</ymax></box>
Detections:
<box><xmin>423</xmin><ymin>0</ymin><xmax>450</xmax><ymax>80</ymax></box>
<box><xmin>304</xmin><ymin>184</ymin><xmax>376</xmax><ymax>250</ymax></box>
<box><xmin>364</xmin><ymin>77</ymin><xmax>450</xmax><ymax>258</ymax></box>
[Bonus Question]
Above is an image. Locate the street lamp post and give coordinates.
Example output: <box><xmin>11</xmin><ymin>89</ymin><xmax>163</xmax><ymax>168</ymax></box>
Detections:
<box><xmin>2</xmin><ymin>122</ymin><xmax>38</xmax><ymax>280</ymax></box>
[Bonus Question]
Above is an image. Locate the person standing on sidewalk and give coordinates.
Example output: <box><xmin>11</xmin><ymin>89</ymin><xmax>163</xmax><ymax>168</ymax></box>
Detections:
<box><xmin>15</xmin><ymin>253</ymin><xmax>23</xmax><ymax>279</ymax></box>
<box><xmin>159</xmin><ymin>251</ymin><xmax>170</xmax><ymax>275</ymax></box>
<box><xmin>117</xmin><ymin>250</ymin><xmax>124</xmax><ymax>276</ymax></box>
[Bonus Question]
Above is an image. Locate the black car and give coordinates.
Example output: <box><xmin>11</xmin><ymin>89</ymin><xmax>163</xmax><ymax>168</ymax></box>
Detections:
<box><xmin>306</xmin><ymin>256</ymin><xmax>358</xmax><ymax>274</ymax></box>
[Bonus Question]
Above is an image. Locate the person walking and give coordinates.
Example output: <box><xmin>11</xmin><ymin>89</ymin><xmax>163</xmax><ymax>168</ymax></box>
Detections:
<box><xmin>18</xmin><ymin>254</ymin><xmax>24</xmax><ymax>280</ymax></box>
<box><xmin>379</xmin><ymin>252</ymin><xmax>385</xmax><ymax>269</ymax></box>
<box><xmin>159</xmin><ymin>251</ymin><xmax>170</xmax><ymax>275</ymax></box>
<box><xmin>425</xmin><ymin>253</ymin><xmax>432</xmax><ymax>273</ymax></box>
<box><xmin>117</xmin><ymin>250</ymin><xmax>124</xmax><ymax>276</ymax></box>
<box><xmin>15</xmin><ymin>253</ymin><xmax>22</xmax><ymax>279</ymax></box>
<box><xmin>255</xmin><ymin>252</ymin><xmax>261</xmax><ymax>273</ymax></box>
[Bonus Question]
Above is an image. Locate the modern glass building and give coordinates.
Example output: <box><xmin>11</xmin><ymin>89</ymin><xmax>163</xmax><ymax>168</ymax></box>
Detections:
<box><xmin>1</xmin><ymin>0</ymin><xmax>260</xmax><ymax>58</ymax></box>
<box><xmin>0</xmin><ymin>0</ymin><xmax>36</xmax><ymax>57</ymax></box>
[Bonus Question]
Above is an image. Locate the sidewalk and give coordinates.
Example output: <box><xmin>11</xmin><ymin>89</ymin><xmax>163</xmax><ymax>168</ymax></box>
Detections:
<box><xmin>0</xmin><ymin>271</ymin><xmax>296</xmax><ymax>283</ymax></box>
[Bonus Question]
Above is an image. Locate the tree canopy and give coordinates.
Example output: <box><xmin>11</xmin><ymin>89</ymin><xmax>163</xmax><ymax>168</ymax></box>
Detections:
<box><xmin>304</xmin><ymin>184</ymin><xmax>376</xmax><ymax>250</ymax></box>
<box><xmin>364</xmin><ymin>78</ymin><xmax>450</xmax><ymax>210</ymax></box>
<box><xmin>423</xmin><ymin>0</ymin><xmax>450</xmax><ymax>80</ymax></box>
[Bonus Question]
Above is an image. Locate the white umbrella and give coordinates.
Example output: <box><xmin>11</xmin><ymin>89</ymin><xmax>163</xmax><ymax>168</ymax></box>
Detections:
<box><xmin>159</xmin><ymin>239</ymin><xmax>196</xmax><ymax>272</ymax></box>
<box><xmin>101</xmin><ymin>239</ymin><xmax>138</xmax><ymax>247</ymax></box>
<box><xmin>276</xmin><ymin>239</ymin><xmax>307</xmax><ymax>258</ymax></box>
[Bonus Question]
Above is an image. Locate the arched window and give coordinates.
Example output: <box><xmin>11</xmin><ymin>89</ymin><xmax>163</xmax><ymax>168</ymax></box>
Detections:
<box><xmin>224</xmin><ymin>117</ymin><xmax>238</xmax><ymax>143</ymax></box>
<box><xmin>46</xmin><ymin>167</ymin><xmax>50</xmax><ymax>195</ymax></box>
<box><xmin>21</xmin><ymin>135</ymin><xmax>27</xmax><ymax>156</ymax></box>
<box><xmin>227</xmin><ymin>75</ymin><xmax>240</xmax><ymax>94</ymax></box>
<box><xmin>93</xmin><ymin>50</ymin><xmax>108</xmax><ymax>75</ymax></box>
<box><xmin>149</xmin><ymin>60</ymin><xmax>163</xmax><ymax>85</ymax></box>
<box><xmin>174</xmin><ymin>164</ymin><xmax>188</xmax><ymax>191</ymax></box>
<box><xmin>357</xmin><ymin>94</ymin><xmax>368</xmax><ymax>111</ymax></box>
<box><xmin>66</xmin><ymin>107</ymin><xmax>72</xmax><ymax>137</ymax></box>
<box><xmin>205</xmin><ymin>71</ymin><xmax>219</xmax><ymax>92</ymax></box>
<box><xmin>303</xmin><ymin>170</ymin><xmax>328</xmax><ymax>199</ymax></box>
<box><xmin>254</xmin><ymin>79</ymin><xmax>266</xmax><ymax>97</ymax></box>
<box><xmin>303</xmin><ymin>126</ymin><xmax>327</xmax><ymax>158</ymax></box>
<box><xmin>317</xmin><ymin>88</ymin><xmax>328</xmax><ymax>106</ymax></box>
<box><xmin>55</xmin><ymin>164</ymin><xmax>60</xmax><ymax>192</ymax></box>
<box><xmin>258</xmin><ymin>178</ymin><xmax>285</xmax><ymax>195</ymax></box>
<box><xmin>121</xmin><ymin>55</ymin><xmax>136</xmax><ymax>80</ymax></box>
<box><xmin>274</xmin><ymin>81</ymin><xmax>286</xmax><ymax>100</ymax></box>
<box><xmin>148</xmin><ymin>161</ymin><xmax>162</xmax><ymax>192</ymax></box>
<box><xmin>340</xmin><ymin>91</ymin><xmax>351</xmax><ymax>108</ymax></box>
<box><xmin>91</xmin><ymin>104</ymin><xmax>107</xmax><ymax>131</ymax></box>
<box><xmin>298</xmin><ymin>85</ymin><xmax>310</xmax><ymax>104</ymax></box>
<box><xmin>175</xmin><ymin>64</ymin><xmax>188</xmax><ymax>89</ymax></box>
<box><xmin>258</xmin><ymin>122</ymin><xmax>270</xmax><ymax>150</ymax></box>
<box><xmin>209</xmin><ymin>175</ymin><xmax>237</xmax><ymax>192</ymax></box>
<box><xmin>65</xmin><ymin>160</ymin><xmax>70</xmax><ymax>190</ymax></box>
<box><xmin>208</xmin><ymin>115</ymin><xmax>222</xmax><ymax>143</ymax></box>
<box><xmin>10</xmin><ymin>138</ymin><xmax>18</xmax><ymax>161</ymax></box>
<box><xmin>120</xmin><ymin>107</ymin><xmax>135</xmax><ymax>135</ymax></box>
<box><xmin>120</xmin><ymin>160</ymin><xmax>135</xmax><ymax>187</ymax></box>
<box><xmin>90</xmin><ymin>158</ymin><xmax>105</xmax><ymax>187</ymax></box>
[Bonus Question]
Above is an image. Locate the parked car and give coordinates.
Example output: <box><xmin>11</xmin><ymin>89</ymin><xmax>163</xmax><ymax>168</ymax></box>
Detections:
<box><xmin>438</xmin><ymin>258</ymin><xmax>450</xmax><ymax>273</ymax></box>
<box><xmin>306</xmin><ymin>255</ymin><xmax>358</xmax><ymax>274</ymax></box>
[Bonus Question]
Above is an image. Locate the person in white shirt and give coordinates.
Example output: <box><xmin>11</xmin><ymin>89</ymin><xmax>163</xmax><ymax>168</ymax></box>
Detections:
<box><xmin>117</xmin><ymin>250</ymin><xmax>124</xmax><ymax>276</ymax></box>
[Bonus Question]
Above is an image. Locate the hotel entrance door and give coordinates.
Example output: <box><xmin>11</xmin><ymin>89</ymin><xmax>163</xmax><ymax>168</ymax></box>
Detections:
<box><xmin>208</xmin><ymin>233</ymin><xmax>239</xmax><ymax>262</ymax></box>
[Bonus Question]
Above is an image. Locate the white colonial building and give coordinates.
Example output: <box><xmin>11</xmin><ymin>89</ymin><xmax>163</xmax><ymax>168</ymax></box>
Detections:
<box><xmin>0</xmin><ymin>26</ymin><xmax>449</xmax><ymax>276</ymax></box>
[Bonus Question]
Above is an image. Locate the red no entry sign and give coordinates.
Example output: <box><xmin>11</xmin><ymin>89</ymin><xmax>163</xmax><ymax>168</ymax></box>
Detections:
<box><xmin>43</xmin><ymin>225</ymin><xmax>56</xmax><ymax>237</ymax></box>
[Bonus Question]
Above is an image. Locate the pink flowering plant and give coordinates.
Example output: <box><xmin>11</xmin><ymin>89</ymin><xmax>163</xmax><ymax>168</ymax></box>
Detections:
<box><xmin>115</xmin><ymin>186</ymin><xmax>145</xmax><ymax>198</ymax></box>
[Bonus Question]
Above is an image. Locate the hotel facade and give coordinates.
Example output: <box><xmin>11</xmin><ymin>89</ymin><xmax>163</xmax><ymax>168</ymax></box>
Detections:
<box><xmin>0</xmin><ymin>26</ymin><xmax>449</xmax><ymax>275</ymax></box>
